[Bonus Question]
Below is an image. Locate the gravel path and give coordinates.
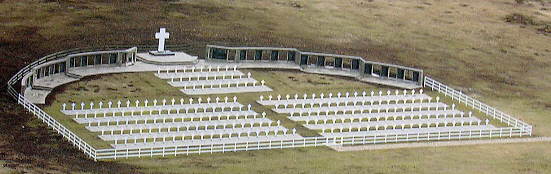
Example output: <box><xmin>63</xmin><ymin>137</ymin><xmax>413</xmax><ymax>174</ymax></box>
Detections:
<box><xmin>329</xmin><ymin>137</ymin><xmax>551</xmax><ymax>152</ymax></box>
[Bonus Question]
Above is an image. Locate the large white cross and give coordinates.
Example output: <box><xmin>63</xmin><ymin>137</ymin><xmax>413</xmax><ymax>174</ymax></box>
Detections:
<box><xmin>155</xmin><ymin>28</ymin><xmax>170</xmax><ymax>52</ymax></box>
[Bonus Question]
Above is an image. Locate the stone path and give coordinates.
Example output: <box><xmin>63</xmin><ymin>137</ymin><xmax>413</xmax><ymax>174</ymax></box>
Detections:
<box><xmin>329</xmin><ymin>137</ymin><xmax>551</xmax><ymax>152</ymax></box>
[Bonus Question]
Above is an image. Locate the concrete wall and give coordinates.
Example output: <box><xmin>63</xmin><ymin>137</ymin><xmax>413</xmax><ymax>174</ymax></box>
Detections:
<box><xmin>205</xmin><ymin>45</ymin><xmax>424</xmax><ymax>86</ymax></box>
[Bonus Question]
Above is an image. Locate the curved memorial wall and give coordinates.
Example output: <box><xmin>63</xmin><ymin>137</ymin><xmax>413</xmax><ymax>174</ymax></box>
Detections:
<box><xmin>205</xmin><ymin>45</ymin><xmax>424</xmax><ymax>88</ymax></box>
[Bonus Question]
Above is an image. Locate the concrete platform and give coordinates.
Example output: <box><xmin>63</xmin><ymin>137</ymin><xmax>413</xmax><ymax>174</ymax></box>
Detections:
<box><xmin>33</xmin><ymin>74</ymin><xmax>80</xmax><ymax>89</ymax></box>
<box><xmin>24</xmin><ymin>88</ymin><xmax>51</xmax><ymax>104</ymax></box>
<box><xmin>137</xmin><ymin>52</ymin><xmax>198</xmax><ymax>65</ymax></box>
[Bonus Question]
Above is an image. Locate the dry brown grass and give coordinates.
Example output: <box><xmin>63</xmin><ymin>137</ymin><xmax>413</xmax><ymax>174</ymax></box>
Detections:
<box><xmin>1</xmin><ymin>0</ymin><xmax>551</xmax><ymax>173</ymax></box>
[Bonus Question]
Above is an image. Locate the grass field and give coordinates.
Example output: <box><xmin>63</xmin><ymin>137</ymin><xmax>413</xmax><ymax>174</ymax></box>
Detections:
<box><xmin>42</xmin><ymin>69</ymin><xmax>503</xmax><ymax>149</ymax></box>
<box><xmin>1</xmin><ymin>0</ymin><xmax>550</xmax><ymax>173</ymax></box>
<box><xmin>43</xmin><ymin>69</ymin><xmax>548</xmax><ymax>174</ymax></box>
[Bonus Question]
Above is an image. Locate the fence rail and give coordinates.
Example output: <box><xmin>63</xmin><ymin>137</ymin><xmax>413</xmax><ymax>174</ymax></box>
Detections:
<box><xmin>17</xmin><ymin>94</ymin><xmax>97</xmax><ymax>159</ymax></box>
<box><xmin>94</xmin><ymin>127</ymin><xmax>527</xmax><ymax>159</ymax></box>
<box><xmin>5</xmin><ymin>46</ymin><xmax>533</xmax><ymax>161</ymax></box>
<box><xmin>424</xmin><ymin>77</ymin><xmax>532</xmax><ymax>134</ymax></box>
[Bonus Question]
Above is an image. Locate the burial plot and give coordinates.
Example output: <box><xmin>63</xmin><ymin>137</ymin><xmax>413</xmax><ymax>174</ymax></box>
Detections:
<box><xmin>258</xmin><ymin>89</ymin><xmax>495</xmax><ymax>139</ymax></box>
<box><xmin>60</xmin><ymin>97</ymin><xmax>303</xmax><ymax>149</ymax></box>
<box><xmin>156</xmin><ymin>65</ymin><xmax>272</xmax><ymax>95</ymax></box>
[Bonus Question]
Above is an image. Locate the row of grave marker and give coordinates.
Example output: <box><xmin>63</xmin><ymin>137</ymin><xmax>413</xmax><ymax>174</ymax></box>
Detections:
<box><xmin>62</xmin><ymin>96</ymin><xmax>241</xmax><ymax>110</ymax></box>
<box><xmin>169</xmin><ymin>72</ymin><xmax>252</xmax><ymax>82</ymax></box>
<box><xmin>259</xmin><ymin>89</ymin><xmax>426</xmax><ymax>102</ymax></box>
<box><xmin>317</xmin><ymin>120</ymin><xmax>491</xmax><ymax>133</ymax></box>
<box><xmin>71</xmin><ymin>104</ymin><xmax>259</xmax><ymax>119</ymax></box>
<box><xmin>158</xmin><ymin>65</ymin><xmax>239</xmax><ymax>74</ymax></box>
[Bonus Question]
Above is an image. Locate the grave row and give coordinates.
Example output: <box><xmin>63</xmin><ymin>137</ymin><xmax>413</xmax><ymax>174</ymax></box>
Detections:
<box><xmin>181</xmin><ymin>85</ymin><xmax>272</xmax><ymax>95</ymax></box>
<box><xmin>100</xmin><ymin>125</ymin><xmax>288</xmax><ymax>143</ymax></box>
<box><xmin>305</xmin><ymin>117</ymin><xmax>487</xmax><ymax>133</ymax></box>
<box><xmin>87</xmin><ymin>117</ymin><xmax>274</xmax><ymax>133</ymax></box>
<box><xmin>274</xmin><ymin>102</ymin><xmax>449</xmax><ymax>115</ymax></box>
<box><xmin>111</xmin><ymin>134</ymin><xmax>304</xmax><ymax>149</ymax></box>
<box><xmin>157</xmin><ymin>65</ymin><xmax>239</xmax><ymax>75</ymax></box>
<box><xmin>320</xmin><ymin>125</ymin><xmax>496</xmax><ymax>138</ymax></box>
<box><xmin>74</xmin><ymin>110</ymin><xmax>258</xmax><ymax>125</ymax></box>
<box><xmin>167</xmin><ymin>71</ymin><xmax>254</xmax><ymax>84</ymax></box>
<box><xmin>289</xmin><ymin>109</ymin><xmax>466</xmax><ymax>123</ymax></box>
<box><xmin>168</xmin><ymin>77</ymin><xmax>258</xmax><ymax>88</ymax></box>
<box><xmin>61</xmin><ymin>97</ymin><xmax>243</xmax><ymax>116</ymax></box>
<box><xmin>258</xmin><ymin>89</ymin><xmax>429</xmax><ymax>107</ymax></box>
<box><xmin>156</xmin><ymin>70</ymin><xmax>244</xmax><ymax>80</ymax></box>
<box><xmin>62</xmin><ymin>96</ymin><xmax>240</xmax><ymax>110</ymax></box>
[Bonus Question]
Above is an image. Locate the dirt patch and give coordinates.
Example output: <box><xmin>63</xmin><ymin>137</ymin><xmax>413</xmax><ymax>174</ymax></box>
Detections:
<box><xmin>504</xmin><ymin>13</ymin><xmax>538</xmax><ymax>25</ymax></box>
<box><xmin>539</xmin><ymin>24</ymin><xmax>551</xmax><ymax>33</ymax></box>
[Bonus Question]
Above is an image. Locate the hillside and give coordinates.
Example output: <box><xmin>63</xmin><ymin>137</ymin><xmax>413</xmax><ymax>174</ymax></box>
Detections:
<box><xmin>1</xmin><ymin>0</ymin><xmax>550</xmax><ymax>173</ymax></box>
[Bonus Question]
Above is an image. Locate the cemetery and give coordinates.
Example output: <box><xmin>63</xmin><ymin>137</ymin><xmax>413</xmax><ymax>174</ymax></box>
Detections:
<box><xmin>5</xmin><ymin>28</ymin><xmax>533</xmax><ymax>161</ymax></box>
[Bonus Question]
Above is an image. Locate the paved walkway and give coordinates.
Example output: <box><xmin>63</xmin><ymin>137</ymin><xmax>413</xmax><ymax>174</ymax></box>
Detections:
<box><xmin>328</xmin><ymin>137</ymin><xmax>551</xmax><ymax>151</ymax></box>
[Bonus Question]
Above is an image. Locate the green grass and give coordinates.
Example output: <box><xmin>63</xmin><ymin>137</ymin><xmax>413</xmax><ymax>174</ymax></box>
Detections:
<box><xmin>43</xmin><ymin>69</ymin><xmax>398</xmax><ymax>148</ymax></box>
<box><xmin>43</xmin><ymin>69</ymin><xmax>511</xmax><ymax>149</ymax></box>
<box><xmin>108</xmin><ymin>142</ymin><xmax>551</xmax><ymax>174</ymax></box>
<box><xmin>41</xmin><ymin>69</ymin><xmax>551</xmax><ymax>174</ymax></box>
